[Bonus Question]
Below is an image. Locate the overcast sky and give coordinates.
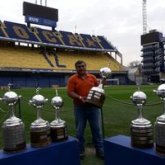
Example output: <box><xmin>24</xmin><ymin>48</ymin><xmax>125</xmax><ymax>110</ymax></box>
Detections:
<box><xmin>1</xmin><ymin>0</ymin><xmax>165</xmax><ymax>66</ymax></box>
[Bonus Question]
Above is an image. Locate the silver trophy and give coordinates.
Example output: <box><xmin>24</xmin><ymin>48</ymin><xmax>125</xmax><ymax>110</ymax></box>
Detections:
<box><xmin>50</xmin><ymin>90</ymin><xmax>68</xmax><ymax>142</ymax></box>
<box><xmin>29</xmin><ymin>88</ymin><xmax>51</xmax><ymax>147</ymax></box>
<box><xmin>153</xmin><ymin>84</ymin><xmax>165</xmax><ymax>154</ymax></box>
<box><xmin>130</xmin><ymin>90</ymin><xmax>153</xmax><ymax>148</ymax></box>
<box><xmin>0</xmin><ymin>85</ymin><xmax>26</xmax><ymax>152</ymax></box>
<box><xmin>85</xmin><ymin>67</ymin><xmax>111</xmax><ymax>108</ymax></box>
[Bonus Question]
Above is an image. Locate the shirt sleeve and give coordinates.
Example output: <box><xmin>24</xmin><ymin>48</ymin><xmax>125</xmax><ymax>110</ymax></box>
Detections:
<box><xmin>67</xmin><ymin>76</ymin><xmax>75</xmax><ymax>95</ymax></box>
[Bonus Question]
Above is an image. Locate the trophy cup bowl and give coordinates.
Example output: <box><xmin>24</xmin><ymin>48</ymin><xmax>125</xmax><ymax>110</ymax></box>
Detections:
<box><xmin>154</xmin><ymin>84</ymin><xmax>165</xmax><ymax>154</ymax></box>
<box><xmin>85</xmin><ymin>67</ymin><xmax>111</xmax><ymax>108</ymax></box>
<box><xmin>100</xmin><ymin>67</ymin><xmax>111</xmax><ymax>79</ymax></box>
<box><xmin>30</xmin><ymin>94</ymin><xmax>48</xmax><ymax>107</ymax></box>
<box><xmin>2</xmin><ymin>91</ymin><xmax>19</xmax><ymax>105</ymax></box>
<box><xmin>1</xmin><ymin>90</ymin><xmax>26</xmax><ymax>153</ymax></box>
<box><xmin>50</xmin><ymin>95</ymin><xmax>68</xmax><ymax>142</ymax></box>
<box><xmin>29</xmin><ymin>91</ymin><xmax>51</xmax><ymax>148</ymax></box>
<box><xmin>154</xmin><ymin>83</ymin><xmax>165</xmax><ymax>98</ymax></box>
<box><xmin>51</xmin><ymin>96</ymin><xmax>63</xmax><ymax>108</ymax></box>
<box><xmin>131</xmin><ymin>91</ymin><xmax>146</xmax><ymax>105</ymax></box>
<box><xmin>130</xmin><ymin>90</ymin><xmax>153</xmax><ymax>148</ymax></box>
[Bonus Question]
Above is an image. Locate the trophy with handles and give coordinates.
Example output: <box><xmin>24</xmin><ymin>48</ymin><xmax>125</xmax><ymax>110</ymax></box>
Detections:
<box><xmin>153</xmin><ymin>84</ymin><xmax>165</xmax><ymax>154</ymax></box>
<box><xmin>29</xmin><ymin>88</ymin><xmax>51</xmax><ymax>147</ymax></box>
<box><xmin>0</xmin><ymin>84</ymin><xmax>26</xmax><ymax>152</ymax></box>
<box><xmin>130</xmin><ymin>90</ymin><xmax>153</xmax><ymax>148</ymax></box>
<box><xmin>50</xmin><ymin>89</ymin><xmax>68</xmax><ymax>142</ymax></box>
<box><xmin>85</xmin><ymin>67</ymin><xmax>111</xmax><ymax>108</ymax></box>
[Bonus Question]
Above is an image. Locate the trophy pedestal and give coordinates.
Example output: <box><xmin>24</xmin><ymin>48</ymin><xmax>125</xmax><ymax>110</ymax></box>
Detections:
<box><xmin>155</xmin><ymin>115</ymin><xmax>165</xmax><ymax>155</ymax></box>
<box><xmin>30</xmin><ymin>119</ymin><xmax>51</xmax><ymax>148</ymax></box>
<box><xmin>130</xmin><ymin>119</ymin><xmax>153</xmax><ymax>148</ymax></box>
<box><xmin>86</xmin><ymin>87</ymin><xmax>105</xmax><ymax>108</ymax></box>
<box><xmin>0</xmin><ymin>137</ymin><xmax>80</xmax><ymax>165</ymax></box>
<box><xmin>50</xmin><ymin>119</ymin><xmax>68</xmax><ymax>142</ymax></box>
<box><xmin>2</xmin><ymin>117</ymin><xmax>26</xmax><ymax>153</ymax></box>
<box><xmin>104</xmin><ymin>135</ymin><xmax>165</xmax><ymax>165</ymax></box>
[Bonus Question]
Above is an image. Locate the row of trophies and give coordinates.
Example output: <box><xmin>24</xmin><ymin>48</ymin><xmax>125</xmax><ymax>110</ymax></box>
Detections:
<box><xmin>130</xmin><ymin>83</ymin><xmax>165</xmax><ymax>155</ymax></box>
<box><xmin>0</xmin><ymin>67</ymin><xmax>111</xmax><ymax>153</ymax></box>
<box><xmin>0</xmin><ymin>87</ymin><xmax>68</xmax><ymax>153</ymax></box>
<box><xmin>1</xmin><ymin>67</ymin><xmax>165</xmax><ymax>156</ymax></box>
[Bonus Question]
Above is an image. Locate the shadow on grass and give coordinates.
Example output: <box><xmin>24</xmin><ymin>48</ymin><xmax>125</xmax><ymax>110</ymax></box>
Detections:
<box><xmin>81</xmin><ymin>147</ymin><xmax>104</xmax><ymax>165</ymax></box>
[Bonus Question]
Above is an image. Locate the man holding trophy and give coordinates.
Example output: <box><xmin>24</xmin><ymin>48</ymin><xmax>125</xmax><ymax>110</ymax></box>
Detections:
<box><xmin>67</xmin><ymin>60</ymin><xmax>110</xmax><ymax>160</ymax></box>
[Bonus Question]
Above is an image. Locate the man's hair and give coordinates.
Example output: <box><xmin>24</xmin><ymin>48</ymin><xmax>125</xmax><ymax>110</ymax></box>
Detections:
<box><xmin>75</xmin><ymin>60</ymin><xmax>86</xmax><ymax>68</ymax></box>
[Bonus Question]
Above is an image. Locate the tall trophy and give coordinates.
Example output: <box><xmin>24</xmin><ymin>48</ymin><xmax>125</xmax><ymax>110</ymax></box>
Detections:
<box><xmin>153</xmin><ymin>84</ymin><xmax>165</xmax><ymax>154</ymax></box>
<box><xmin>0</xmin><ymin>85</ymin><xmax>26</xmax><ymax>152</ymax></box>
<box><xmin>130</xmin><ymin>90</ymin><xmax>153</xmax><ymax>148</ymax></box>
<box><xmin>50</xmin><ymin>90</ymin><xmax>68</xmax><ymax>142</ymax></box>
<box><xmin>85</xmin><ymin>67</ymin><xmax>111</xmax><ymax>108</ymax></box>
<box><xmin>29</xmin><ymin>88</ymin><xmax>51</xmax><ymax>147</ymax></box>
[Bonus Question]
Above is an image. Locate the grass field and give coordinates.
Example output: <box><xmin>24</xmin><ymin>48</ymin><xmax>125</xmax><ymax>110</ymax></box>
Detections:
<box><xmin>0</xmin><ymin>84</ymin><xmax>163</xmax><ymax>164</ymax></box>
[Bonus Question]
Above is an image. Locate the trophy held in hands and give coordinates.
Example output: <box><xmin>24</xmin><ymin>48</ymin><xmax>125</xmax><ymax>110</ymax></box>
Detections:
<box><xmin>130</xmin><ymin>90</ymin><xmax>153</xmax><ymax>148</ymax></box>
<box><xmin>29</xmin><ymin>88</ymin><xmax>51</xmax><ymax>148</ymax></box>
<box><xmin>85</xmin><ymin>67</ymin><xmax>111</xmax><ymax>108</ymax></box>
<box><xmin>0</xmin><ymin>85</ymin><xmax>26</xmax><ymax>153</ymax></box>
<box><xmin>50</xmin><ymin>90</ymin><xmax>68</xmax><ymax>142</ymax></box>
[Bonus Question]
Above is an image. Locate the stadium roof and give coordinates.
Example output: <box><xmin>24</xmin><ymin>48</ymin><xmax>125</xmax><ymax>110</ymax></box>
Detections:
<box><xmin>0</xmin><ymin>20</ymin><xmax>118</xmax><ymax>52</ymax></box>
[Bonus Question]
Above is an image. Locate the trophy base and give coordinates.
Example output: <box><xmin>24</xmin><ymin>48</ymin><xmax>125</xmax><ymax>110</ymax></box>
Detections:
<box><xmin>85</xmin><ymin>92</ymin><xmax>105</xmax><ymax>108</ymax></box>
<box><xmin>155</xmin><ymin>122</ymin><xmax>165</xmax><ymax>154</ymax></box>
<box><xmin>131</xmin><ymin>139</ymin><xmax>153</xmax><ymax>148</ymax></box>
<box><xmin>156</xmin><ymin>144</ymin><xmax>165</xmax><ymax>155</ymax></box>
<box><xmin>50</xmin><ymin>126</ymin><xmax>68</xmax><ymax>142</ymax></box>
<box><xmin>131</xmin><ymin>126</ymin><xmax>153</xmax><ymax>148</ymax></box>
<box><xmin>2</xmin><ymin>124</ymin><xmax>26</xmax><ymax>153</ymax></box>
<box><xmin>3</xmin><ymin>142</ymin><xmax>26</xmax><ymax>153</ymax></box>
<box><xmin>30</xmin><ymin>128</ymin><xmax>51</xmax><ymax>148</ymax></box>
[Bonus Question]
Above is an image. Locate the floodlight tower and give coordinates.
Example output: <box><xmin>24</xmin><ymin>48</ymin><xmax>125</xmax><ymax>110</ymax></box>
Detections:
<box><xmin>142</xmin><ymin>0</ymin><xmax>147</xmax><ymax>34</ymax></box>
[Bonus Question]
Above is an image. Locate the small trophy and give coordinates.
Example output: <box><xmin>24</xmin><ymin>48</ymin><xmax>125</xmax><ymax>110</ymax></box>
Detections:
<box><xmin>85</xmin><ymin>67</ymin><xmax>111</xmax><ymax>108</ymax></box>
<box><xmin>130</xmin><ymin>90</ymin><xmax>153</xmax><ymax>148</ymax></box>
<box><xmin>153</xmin><ymin>84</ymin><xmax>165</xmax><ymax>154</ymax></box>
<box><xmin>29</xmin><ymin>88</ymin><xmax>51</xmax><ymax>147</ymax></box>
<box><xmin>50</xmin><ymin>89</ymin><xmax>68</xmax><ymax>142</ymax></box>
<box><xmin>0</xmin><ymin>85</ymin><xmax>26</xmax><ymax>152</ymax></box>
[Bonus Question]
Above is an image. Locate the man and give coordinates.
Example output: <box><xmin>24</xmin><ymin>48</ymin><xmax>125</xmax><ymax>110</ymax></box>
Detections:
<box><xmin>67</xmin><ymin>60</ymin><xmax>104</xmax><ymax>159</ymax></box>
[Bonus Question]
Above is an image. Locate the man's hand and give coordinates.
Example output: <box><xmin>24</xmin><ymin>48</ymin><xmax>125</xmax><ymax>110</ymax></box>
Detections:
<box><xmin>79</xmin><ymin>96</ymin><xmax>86</xmax><ymax>103</ymax></box>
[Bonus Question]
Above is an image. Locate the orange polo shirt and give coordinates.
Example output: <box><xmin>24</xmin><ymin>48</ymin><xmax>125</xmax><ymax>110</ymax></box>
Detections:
<box><xmin>67</xmin><ymin>73</ymin><xmax>98</xmax><ymax>104</ymax></box>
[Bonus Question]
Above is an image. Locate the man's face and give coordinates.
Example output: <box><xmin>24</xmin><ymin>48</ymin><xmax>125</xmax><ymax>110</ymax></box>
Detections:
<box><xmin>76</xmin><ymin>63</ymin><xmax>86</xmax><ymax>75</ymax></box>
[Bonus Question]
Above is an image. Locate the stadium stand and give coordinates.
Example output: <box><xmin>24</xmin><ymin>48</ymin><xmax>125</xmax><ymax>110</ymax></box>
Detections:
<box><xmin>0</xmin><ymin>20</ymin><xmax>128</xmax><ymax>87</ymax></box>
<box><xmin>0</xmin><ymin>45</ymin><xmax>52</xmax><ymax>69</ymax></box>
<box><xmin>56</xmin><ymin>51</ymin><xmax>122</xmax><ymax>71</ymax></box>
